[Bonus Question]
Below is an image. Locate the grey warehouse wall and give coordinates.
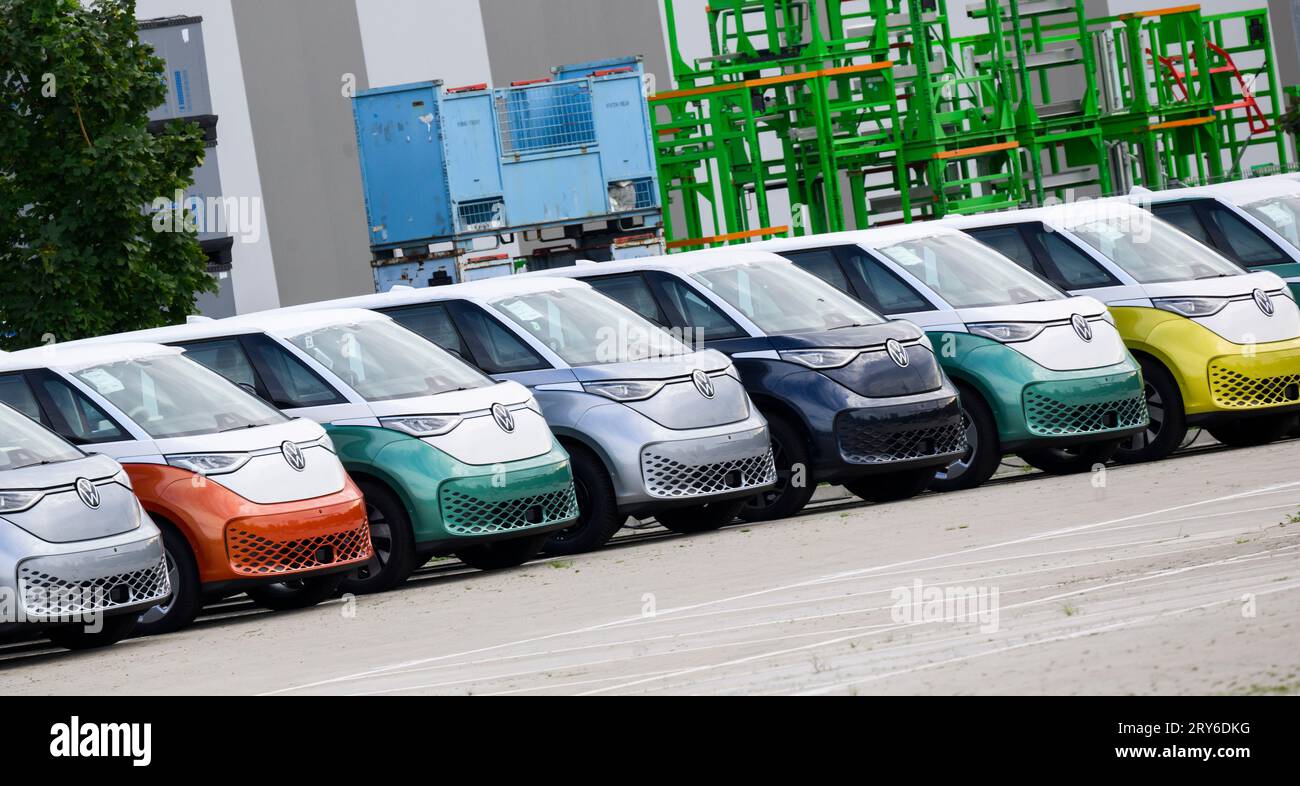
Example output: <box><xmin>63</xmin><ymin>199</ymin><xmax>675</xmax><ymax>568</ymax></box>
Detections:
<box><xmin>231</xmin><ymin>0</ymin><xmax>375</xmax><ymax>305</ymax></box>
<box><xmin>479</xmin><ymin>0</ymin><xmax>671</xmax><ymax>90</ymax></box>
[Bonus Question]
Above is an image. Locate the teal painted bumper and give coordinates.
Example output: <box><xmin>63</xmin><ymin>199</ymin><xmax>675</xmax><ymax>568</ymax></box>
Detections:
<box><xmin>325</xmin><ymin>425</ymin><xmax>577</xmax><ymax>548</ymax></box>
<box><xmin>930</xmin><ymin>332</ymin><xmax>1148</xmax><ymax>448</ymax></box>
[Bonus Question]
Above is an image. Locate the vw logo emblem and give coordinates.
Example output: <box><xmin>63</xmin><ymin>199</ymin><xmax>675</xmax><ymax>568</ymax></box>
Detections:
<box><xmin>1253</xmin><ymin>288</ymin><xmax>1275</xmax><ymax>317</ymax></box>
<box><xmin>75</xmin><ymin>478</ymin><xmax>101</xmax><ymax>510</ymax></box>
<box><xmin>692</xmin><ymin>369</ymin><xmax>716</xmax><ymax>399</ymax></box>
<box><xmin>1071</xmin><ymin>314</ymin><xmax>1094</xmax><ymax>342</ymax></box>
<box><xmin>492</xmin><ymin>403</ymin><xmax>516</xmax><ymax>433</ymax></box>
<box><xmin>885</xmin><ymin>339</ymin><xmax>909</xmax><ymax>368</ymax></box>
<box><xmin>281</xmin><ymin>441</ymin><xmax>306</xmax><ymax>472</ymax></box>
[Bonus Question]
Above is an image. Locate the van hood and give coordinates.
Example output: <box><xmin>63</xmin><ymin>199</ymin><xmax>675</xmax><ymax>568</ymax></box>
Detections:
<box><xmin>763</xmin><ymin>320</ymin><xmax>923</xmax><ymax>351</ymax></box>
<box><xmin>960</xmin><ymin>296</ymin><xmax>1128</xmax><ymax>372</ymax></box>
<box><xmin>1144</xmin><ymin>272</ymin><xmax>1300</xmax><ymax>344</ymax></box>
<box><xmin>769</xmin><ymin>321</ymin><xmax>944</xmax><ymax>398</ymax></box>
<box><xmin>0</xmin><ymin>453</ymin><xmax>141</xmax><ymax>544</ymax></box>
<box><xmin>568</xmin><ymin>349</ymin><xmax>733</xmax><ymax>383</ymax></box>
<box><xmin>952</xmin><ymin>296</ymin><xmax>1102</xmax><ymax>325</ymax></box>
<box><xmin>362</xmin><ymin>380</ymin><xmax>533</xmax><ymax>418</ymax></box>
<box><xmin>366</xmin><ymin>381</ymin><xmax>553</xmax><ymax>466</ymax></box>
<box><xmin>151</xmin><ymin>416</ymin><xmax>326</xmax><ymax>456</ymax></box>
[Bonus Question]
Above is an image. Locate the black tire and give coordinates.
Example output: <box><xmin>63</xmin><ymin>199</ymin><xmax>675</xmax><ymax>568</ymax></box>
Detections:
<box><xmin>456</xmin><ymin>533</ymin><xmax>549</xmax><ymax>570</ymax></box>
<box><xmin>46</xmin><ymin>613</ymin><xmax>138</xmax><ymax>651</ymax></box>
<box><xmin>739</xmin><ymin>414</ymin><xmax>816</xmax><ymax>522</ymax></box>
<box><xmin>134</xmin><ymin>522</ymin><xmax>202</xmax><ymax>637</ymax></box>
<box><xmin>930</xmin><ymin>386</ymin><xmax>1001</xmax><ymax>492</ymax></box>
<box><xmin>1113</xmin><ymin>356</ymin><xmax>1186</xmax><ymax>464</ymax></box>
<box><xmin>340</xmin><ymin>479</ymin><xmax>419</xmax><ymax>594</ymax></box>
<box><xmin>1017</xmin><ymin>438</ymin><xmax>1121</xmax><ymax>475</ymax></box>
<box><xmin>656</xmin><ymin>498</ymin><xmax>746</xmax><ymax>534</ymax></box>
<box><xmin>844</xmin><ymin>466</ymin><xmax>935</xmax><ymax>503</ymax></box>
<box><xmin>244</xmin><ymin>573</ymin><xmax>344</xmax><ymax>611</ymax></box>
<box><xmin>1207</xmin><ymin>413</ymin><xmax>1298</xmax><ymax>448</ymax></box>
<box><xmin>544</xmin><ymin>446</ymin><xmax>623</xmax><ymax>555</ymax></box>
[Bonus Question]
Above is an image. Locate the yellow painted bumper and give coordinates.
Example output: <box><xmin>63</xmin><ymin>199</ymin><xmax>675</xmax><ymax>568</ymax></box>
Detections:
<box><xmin>1111</xmin><ymin>307</ymin><xmax>1300</xmax><ymax>416</ymax></box>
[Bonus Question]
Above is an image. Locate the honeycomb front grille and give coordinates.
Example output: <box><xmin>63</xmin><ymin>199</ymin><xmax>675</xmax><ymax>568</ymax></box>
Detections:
<box><xmin>1208</xmin><ymin>364</ymin><xmax>1300</xmax><ymax>409</ymax></box>
<box><xmin>18</xmin><ymin>558</ymin><xmax>171</xmax><ymax>619</ymax></box>
<box><xmin>837</xmin><ymin>419</ymin><xmax>968</xmax><ymax>465</ymax></box>
<box><xmin>440</xmin><ymin>485</ymin><xmax>579</xmax><ymax>536</ymax></box>
<box><xmin>642</xmin><ymin>449</ymin><xmax>777</xmax><ymax>498</ymax></box>
<box><xmin>227</xmin><ymin>521</ymin><xmax>372</xmax><ymax>576</ymax></box>
<box><xmin>1023</xmin><ymin>389</ymin><xmax>1150</xmax><ymax>437</ymax></box>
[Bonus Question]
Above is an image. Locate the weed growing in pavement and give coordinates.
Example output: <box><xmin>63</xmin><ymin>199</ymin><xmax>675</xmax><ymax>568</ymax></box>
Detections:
<box><xmin>1063</xmin><ymin>601</ymin><xmax>1079</xmax><ymax>617</ymax></box>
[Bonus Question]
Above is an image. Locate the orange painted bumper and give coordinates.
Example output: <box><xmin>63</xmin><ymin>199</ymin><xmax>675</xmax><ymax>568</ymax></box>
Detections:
<box><xmin>126</xmin><ymin>464</ymin><xmax>372</xmax><ymax>586</ymax></box>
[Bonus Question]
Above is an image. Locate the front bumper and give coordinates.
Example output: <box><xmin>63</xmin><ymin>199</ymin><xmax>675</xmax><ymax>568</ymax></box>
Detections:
<box><xmin>935</xmin><ymin>332</ymin><xmax>1148</xmax><ymax>450</ymax></box>
<box><xmin>1116</xmin><ymin>308</ymin><xmax>1300</xmax><ymax>417</ymax></box>
<box><xmin>129</xmin><ymin>464</ymin><xmax>372</xmax><ymax>587</ymax></box>
<box><xmin>363</xmin><ymin>433</ymin><xmax>578</xmax><ymax>552</ymax></box>
<box><xmin>565</xmin><ymin>400</ymin><xmax>774</xmax><ymax>514</ymax></box>
<box><xmin>0</xmin><ymin>523</ymin><xmax>169</xmax><ymax>628</ymax></box>
<box><xmin>831</xmin><ymin>395</ymin><xmax>967</xmax><ymax>477</ymax></box>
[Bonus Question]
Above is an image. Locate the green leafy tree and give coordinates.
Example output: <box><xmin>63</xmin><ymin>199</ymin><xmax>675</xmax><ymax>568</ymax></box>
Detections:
<box><xmin>0</xmin><ymin>0</ymin><xmax>213</xmax><ymax>349</ymax></box>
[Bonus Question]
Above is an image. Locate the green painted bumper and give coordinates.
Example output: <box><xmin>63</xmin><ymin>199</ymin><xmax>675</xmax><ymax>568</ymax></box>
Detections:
<box><xmin>929</xmin><ymin>332</ymin><xmax>1148</xmax><ymax>448</ymax></box>
<box><xmin>325</xmin><ymin>425</ymin><xmax>577</xmax><ymax>548</ymax></box>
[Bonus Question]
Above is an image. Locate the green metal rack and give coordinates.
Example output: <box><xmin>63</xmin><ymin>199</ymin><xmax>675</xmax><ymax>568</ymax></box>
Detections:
<box><xmin>653</xmin><ymin>0</ymin><xmax>1289</xmax><ymax>250</ymax></box>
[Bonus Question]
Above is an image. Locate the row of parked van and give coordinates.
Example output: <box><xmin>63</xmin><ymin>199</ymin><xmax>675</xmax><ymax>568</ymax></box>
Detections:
<box><xmin>3</xmin><ymin>176</ymin><xmax>1299</xmax><ymax>651</ymax></box>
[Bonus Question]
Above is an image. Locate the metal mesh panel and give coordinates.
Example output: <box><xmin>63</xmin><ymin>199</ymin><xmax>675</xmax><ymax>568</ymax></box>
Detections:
<box><xmin>457</xmin><ymin>198</ymin><xmax>505</xmax><ymax>231</ymax></box>
<box><xmin>633</xmin><ymin>178</ymin><xmax>656</xmax><ymax>209</ymax></box>
<box><xmin>226</xmin><ymin>521</ymin><xmax>372</xmax><ymax>576</ymax></box>
<box><xmin>495</xmin><ymin>82</ymin><xmax>596</xmax><ymax>155</ymax></box>
<box><xmin>837</xmin><ymin>419</ymin><xmax>968</xmax><ymax>465</ymax></box>
<box><xmin>440</xmin><ymin>484</ymin><xmax>579</xmax><ymax>536</ymax></box>
<box><xmin>641</xmin><ymin>449</ymin><xmax>776</xmax><ymax>498</ymax></box>
<box><xmin>19</xmin><ymin>558</ymin><xmax>171</xmax><ymax>619</ymax></box>
<box><xmin>1023</xmin><ymin>389</ymin><xmax>1150</xmax><ymax>437</ymax></box>
<box><xmin>1208</xmin><ymin>363</ymin><xmax>1300</xmax><ymax>409</ymax></box>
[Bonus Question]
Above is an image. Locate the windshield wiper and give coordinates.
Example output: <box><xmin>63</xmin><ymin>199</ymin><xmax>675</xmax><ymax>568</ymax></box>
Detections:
<box><xmin>218</xmin><ymin>423</ymin><xmax>262</xmax><ymax>433</ymax></box>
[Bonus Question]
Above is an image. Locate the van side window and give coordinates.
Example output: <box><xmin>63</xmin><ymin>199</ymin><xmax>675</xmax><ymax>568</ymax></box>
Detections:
<box><xmin>966</xmin><ymin>226</ymin><xmax>1040</xmax><ymax>273</ymax></box>
<box><xmin>180</xmin><ymin>338</ymin><xmax>258</xmax><ymax>390</ymax></box>
<box><xmin>838</xmin><ymin>247</ymin><xmax>935</xmax><ymax>314</ymax></box>
<box><xmin>779</xmin><ymin>249</ymin><xmax>851</xmax><ymax>294</ymax></box>
<box><xmin>449</xmin><ymin>304</ymin><xmax>549</xmax><ymax>373</ymax></box>
<box><xmin>380</xmin><ymin>303</ymin><xmax>472</xmax><ymax>359</ymax></box>
<box><xmin>649</xmin><ymin>274</ymin><xmax>746</xmax><ymax>340</ymax></box>
<box><xmin>586</xmin><ymin>274</ymin><xmax>669</xmax><ymax>325</ymax></box>
<box><xmin>1201</xmin><ymin>204</ymin><xmax>1288</xmax><ymax>267</ymax></box>
<box><xmin>1150</xmin><ymin>203</ymin><xmax>1212</xmax><ymax>244</ymax></box>
<box><xmin>35</xmin><ymin>372</ymin><xmax>126</xmax><ymax>444</ymax></box>
<box><xmin>0</xmin><ymin>374</ymin><xmax>44</xmax><ymax>423</ymax></box>
<box><xmin>242</xmin><ymin>334</ymin><xmax>347</xmax><ymax>408</ymax></box>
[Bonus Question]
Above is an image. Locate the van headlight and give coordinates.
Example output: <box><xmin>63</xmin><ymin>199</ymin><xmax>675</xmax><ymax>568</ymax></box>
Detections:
<box><xmin>778</xmin><ymin>349</ymin><xmax>861</xmax><ymax>369</ymax></box>
<box><xmin>582</xmin><ymin>380</ymin><xmax>666</xmax><ymax>402</ymax></box>
<box><xmin>166</xmin><ymin>454</ymin><xmax>251</xmax><ymax>476</ymax></box>
<box><xmin>379</xmin><ymin>415</ymin><xmax>462</xmax><ymax>437</ymax></box>
<box><xmin>967</xmin><ymin>323</ymin><xmax>1046</xmax><ymax>343</ymax></box>
<box><xmin>0</xmin><ymin>490</ymin><xmax>44</xmax><ymax>513</ymax></box>
<box><xmin>1151</xmin><ymin>297</ymin><xmax>1229</xmax><ymax>317</ymax></box>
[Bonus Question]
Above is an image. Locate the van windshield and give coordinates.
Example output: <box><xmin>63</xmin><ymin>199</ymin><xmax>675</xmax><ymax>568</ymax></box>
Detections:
<box><xmin>0</xmin><ymin>404</ymin><xmax>84</xmax><ymax>471</ymax></box>
<box><xmin>287</xmin><ymin>318</ymin><xmax>492</xmax><ymax>401</ymax></box>
<box><xmin>71</xmin><ymin>354</ymin><xmax>286</xmax><ymax>439</ymax></box>
<box><xmin>692</xmin><ymin>261</ymin><xmax>884</xmax><ymax>334</ymax></box>
<box><xmin>491</xmin><ymin>286</ymin><xmax>689</xmax><ymax>366</ymax></box>
<box><xmin>1242</xmin><ymin>194</ymin><xmax>1300</xmax><ymax>248</ymax></box>
<box><xmin>1068</xmin><ymin>214</ymin><xmax>1245</xmax><ymax>283</ymax></box>
<box><xmin>873</xmin><ymin>234</ymin><xmax>1064</xmax><ymax>307</ymax></box>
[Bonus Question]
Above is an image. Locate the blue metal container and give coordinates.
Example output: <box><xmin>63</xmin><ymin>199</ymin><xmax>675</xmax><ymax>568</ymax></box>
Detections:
<box><xmin>353</xmin><ymin>57</ymin><xmax>660</xmax><ymax>290</ymax></box>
